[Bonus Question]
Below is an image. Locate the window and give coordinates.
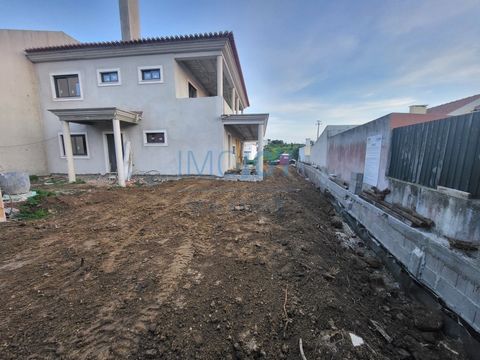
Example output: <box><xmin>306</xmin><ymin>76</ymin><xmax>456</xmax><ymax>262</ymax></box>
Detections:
<box><xmin>138</xmin><ymin>66</ymin><xmax>163</xmax><ymax>84</ymax></box>
<box><xmin>143</xmin><ymin>130</ymin><xmax>167</xmax><ymax>146</ymax></box>
<box><xmin>97</xmin><ymin>68</ymin><xmax>121</xmax><ymax>86</ymax></box>
<box><xmin>59</xmin><ymin>133</ymin><xmax>89</xmax><ymax>157</ymax></box>
<box><xmin>188</xmin><ymin>82</ymin><xmax>198</xmax><ymax>98</ymax></box>
<box><xmin>53</xmin><ymin>74</ymin><xmax>81</xmax><ymax>98</ymax></box>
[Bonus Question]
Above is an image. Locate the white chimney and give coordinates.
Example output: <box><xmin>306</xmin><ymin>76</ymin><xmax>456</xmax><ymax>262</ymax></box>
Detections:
<box><xmin>409</xmin><ymin>105</ymin><xmax>427</xmax><ymax>114</ymax></box>
<box><xmin>119</xmin><ymin>0</ymin><xmax>141</xmax><ymax>41</ymax></box>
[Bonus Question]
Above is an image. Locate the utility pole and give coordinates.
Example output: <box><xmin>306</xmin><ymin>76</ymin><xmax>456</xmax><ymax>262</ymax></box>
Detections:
<box><xmin>316</xmin><ymin>120</ymin><xmax>322</xmax><ymax>139</ymax></box>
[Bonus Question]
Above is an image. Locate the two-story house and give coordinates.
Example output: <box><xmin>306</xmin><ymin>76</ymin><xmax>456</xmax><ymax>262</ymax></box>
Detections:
<box><xmin>19</xmin><ymin>0</ymin><xmax>268</xmax><ymax>186</ymax></box>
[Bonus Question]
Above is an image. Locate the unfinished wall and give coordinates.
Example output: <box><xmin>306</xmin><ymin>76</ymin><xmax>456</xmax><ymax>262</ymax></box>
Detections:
<box><xmin>386</xmin><ymin>178</ymin><xmax>480</xmax><ymax>244</ymax></box>
<box><xmin>311</xmin><ymin>125</ymin><xmax>356</xmax><ymax>169</ymax></box>
<box><xmin>327</xmin><ymin>115</ymin><xmax>391</xmax><ymax>189</ymax></box>
<box><xmin>0</xmin><ymin>30</ymin><xmax>77</xmax><ymax>175</ymax></box>
<box><xmin>297</xmin><ymin>162</ymin><xmax>480</xmax><ymax>334</ymax></box>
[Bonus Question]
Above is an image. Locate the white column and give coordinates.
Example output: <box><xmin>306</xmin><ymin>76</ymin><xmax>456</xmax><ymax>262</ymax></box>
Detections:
<box><xmin>217</xmin><ymin>55</ymin><xmax>223</xmax><ymax>97</ymax></box>
<box><xmin>61</xmin><ymin>120</ymin><xmax>76</xmax><ymax>183</ymax></box>
<box><xmin>231</xmin><ymin>87</ymin><xmax>236</xmax><ymax>114</ymax></box>
<box><xmin>113</xmin><ymin>118</ymin><xmax>126</xmax><ymax>187</ymax></box>
<box><xmin>235</xmin><ymin>95</ymin><xmax>240</xmax><ymax>114</ymax></box>
<box><xmin>257</xmin><ymin>123</ymin><xmax>264</xmax><ymax>177</ymax></box>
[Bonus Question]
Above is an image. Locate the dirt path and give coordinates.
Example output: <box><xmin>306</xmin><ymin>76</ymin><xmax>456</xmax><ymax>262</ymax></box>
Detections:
<box><xmin>0</xmin><ymin>168</ymin><xmax>465</xmax><ymax>359</ymax></box>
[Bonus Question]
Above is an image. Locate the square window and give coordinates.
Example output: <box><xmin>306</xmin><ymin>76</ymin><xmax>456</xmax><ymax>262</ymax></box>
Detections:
<box><xmin>60</xmin><ymin>134</ymin><xmax>88</xmax><ymax>156</ymax></box>
<box><xmin>142</xmin><ymin>69</ymin><xmax>161</xmax><ymax>81</ymax></box>
<box><xmin>101</xmin><ymin>71</ymin><xmax>119</xmax><ymax>83</ymax></box>
<box><xmin>138</xmin><ymin>66</ymin><xmax>163</xmax><ymax>84</ymax></box>
<box><xmin>54</xmin><ymin>74</ymin><xmax>80</xmax><ymax>98</ymax></box>
<box><xmin>144</xmin><ymin>131</ymin><xmax>168</xmax><ymax>146</ymax></box>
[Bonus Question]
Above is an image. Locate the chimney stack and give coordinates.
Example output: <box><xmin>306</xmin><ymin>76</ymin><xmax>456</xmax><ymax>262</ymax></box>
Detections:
<box><xmin>409</xmin><ymin>105</ymin><xmax>427</xmax><ymax>114</ymax></box>
<box><xmin>119</xmin><ymin>0</ymin><xmax>141</xmax><ymax>41</ymax></box>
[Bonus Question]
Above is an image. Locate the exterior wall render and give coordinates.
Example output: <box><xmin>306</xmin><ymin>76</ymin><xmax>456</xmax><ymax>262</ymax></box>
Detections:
<box><xmin>310</xmin><ymin>125</ymin><xmax>356</xmax><ymax>169</ymax></box>
<box><xmin>0</xmin><ymin>30</ymin><xmax>77</xmax><ymax>175</ymax></box>
<box><xmin>34</xmin><ymin>52</ymin><xmax>227</xmax><ymax>176</ymax></box>
<box><xmin>326</xmin><ymin>115</ymin><xmax>391</xmax><ymax>189</ymax></box>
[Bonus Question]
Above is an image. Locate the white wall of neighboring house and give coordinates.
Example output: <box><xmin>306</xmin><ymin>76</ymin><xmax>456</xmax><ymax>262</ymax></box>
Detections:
<box><xmin>0</xmin><ymin>29</ymin><xmax>77</xmax><ymax>175</ymax></box>
<box><xmin>311</xmin><ymin>125</ymin><xmax>356</xmax><ymax>169</ymax></box>
<box><xmin>243</xmin><ymin>142</ymin><xmax>257</xmax><ymax>161</ymax></box>
<box><xmin>33</xmin><ymin>51</ymin><xmax>238</xmax><ymax>176</ymax></box>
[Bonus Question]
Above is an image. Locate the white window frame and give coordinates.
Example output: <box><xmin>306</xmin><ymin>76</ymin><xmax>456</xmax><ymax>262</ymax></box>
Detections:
<box><xmin>96</xmin><ymin>68</ymin><xmax>121</xmax><ymax>87</ymax></box>
<box><xmin>138</xmin><ymin>65</ymin><xmax>164</xmax><ymax>84</ymax></box>
<box><xmin>143</xmin><ymin>130</ymin><xmax>168</xmax><ymax>147</ymax></box>
<box><xmin>58</xmin><ymin>132</ymin><xmax>90</xmax><ymax>159</ymax></box>
<box><xmin>50</xmin><ymin>71</ymin><xmax>84</xmax><ymax>101</ymax></box>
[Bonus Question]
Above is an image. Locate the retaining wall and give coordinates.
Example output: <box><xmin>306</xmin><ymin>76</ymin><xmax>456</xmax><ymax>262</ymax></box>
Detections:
<box><xmin>297</xmin><ymin>162</ymin><xmax>480</xmax><ymax>333</ymax></box>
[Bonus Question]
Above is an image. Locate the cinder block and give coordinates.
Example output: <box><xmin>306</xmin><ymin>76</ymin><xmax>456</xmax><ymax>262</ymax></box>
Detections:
<box><xmin>421</xmin><ymin>266</ymin><xmax>438</xmax><ymax>289</ymax></box>
<box><xmin>455</xmin><ymin>275</ymin><xmax>471</xmax><ymax>295</ymax></box>
<box><xmin>407</xmin><ymin>247</ymin><xmax>425</xmax><ymax>277</ymax></box>
<box><xmin>474</xmin><ymin>309</ymin><xmax>480</xmax><ymax>333</ymax></box>
<box><xmin>464</xmin><ymin>282</ymin><xmax>480</xmax><ymax>306</ymax></box>
<box><xmin>424</xmin><ymin>252</ymin><xmax>442</xmax><ymax>273</ymax></box>
<box><xmin>440</xmin><ymin>265</ymin><xmax>459</xmax><ymax>287</ymax></box>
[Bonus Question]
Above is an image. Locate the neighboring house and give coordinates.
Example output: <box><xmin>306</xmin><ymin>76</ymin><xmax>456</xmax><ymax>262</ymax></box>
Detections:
<box><xmin>2</xmin><ymin>0</ymin><xmax>268</xmax><ymax>186</ymax></box>
<box><xmin>242</xmin><ymin>142</ymin><xmax>257</xmax><ymax>161</ymax></box>
<box><xmin>309</xmin><ymin>94</ymin><xmax>480</xmax><ymax>189</ymax></box>
<box><xmin>0</xmin><ymin>29</ymin><xmax>78</xmax><ymax>175</ymax></box>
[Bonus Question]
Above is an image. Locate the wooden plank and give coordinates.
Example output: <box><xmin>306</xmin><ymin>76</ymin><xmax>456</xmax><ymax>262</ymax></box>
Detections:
<box><xmin>0</xmin><ymin>189</ymin><xmax>5</xmax><ymax>222</ymax></box>
<box><xmin>359</xmin><ymin>193</ymin><xmax>414</xmax><ymax>227</ymax></box>
<box><xmin>360</xmin><ymin>191</ymin><xmax>433</xmax><ymax>228</ymax></box>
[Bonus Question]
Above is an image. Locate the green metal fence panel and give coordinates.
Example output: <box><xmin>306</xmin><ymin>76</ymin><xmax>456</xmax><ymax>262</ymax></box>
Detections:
<box><xmin>388</xmin><ymin>112</ymin><xmax>480</xmax><ymax>197</ymax></box>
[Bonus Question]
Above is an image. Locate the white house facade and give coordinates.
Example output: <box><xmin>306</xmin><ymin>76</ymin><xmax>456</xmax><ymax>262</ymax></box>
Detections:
<box><xmin>25</xmin><ymin>32</ymin><xmax>268</xmax><ymax>185</ymax></box>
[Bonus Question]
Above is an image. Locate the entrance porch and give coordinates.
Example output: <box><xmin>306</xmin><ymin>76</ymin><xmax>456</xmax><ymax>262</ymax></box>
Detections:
<box><xmin>49</xmin><ymin>107</ymin><xmax>142</xmax><ymax>187</ymax></box>
<box><xmin>221</xmin><ymin>113</ymin><xmax>269</xmax><ymax>179</ymax></box>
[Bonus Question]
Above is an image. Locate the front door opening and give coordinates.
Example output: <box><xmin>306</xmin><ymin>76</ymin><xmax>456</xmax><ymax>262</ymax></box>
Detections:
<box><xmin>105</xmin><ymin>133</ymin><xmax>124</xmax><ymax>173</ymax></box>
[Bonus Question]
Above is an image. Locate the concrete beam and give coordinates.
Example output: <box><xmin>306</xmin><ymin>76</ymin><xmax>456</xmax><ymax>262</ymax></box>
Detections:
<box><xmin>113</xmin><ymin>118</ymin><xmax>126</xmax><ymax>187</ymax></box>
<box><xmin>61</xmin><ymin>120</ymin><xmax>76</xmax><ymax>183</ymax></box>
<box><xmin>216</xmin><ymin>55</ymin><xmax>223</xmax><ymax>98</ymax></box>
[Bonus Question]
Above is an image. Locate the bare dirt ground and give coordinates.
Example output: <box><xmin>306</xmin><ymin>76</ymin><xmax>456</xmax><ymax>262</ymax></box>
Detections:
<box><xmin>0</xmin><ymin>168</ymin><xmax>466</xmax><ymax>359</ymax></box>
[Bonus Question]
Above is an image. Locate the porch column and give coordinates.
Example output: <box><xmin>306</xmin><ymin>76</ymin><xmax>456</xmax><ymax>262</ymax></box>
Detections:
<box><xmin>112</xmin><ymin>117</ymin><xmax>126</xmax><ymax>187</ymax></box>
<box><xmin>257</xmin><ymin>123</ymin><xmax>264</xmax><ymax>177</ymax></box>
<box><xmin>216</xmin><ymin>55</ymin><xmax>223</xmax><ymax>97</ymax></box>
<box><xmin>61</xmin><ymin>120</ymin><xmax>76</xmax><ymax>183</ymax></box>
<box><xmin>231</xmin><ymin>87</ymin><xmax>236</xmax><ymax>114</ymax></box>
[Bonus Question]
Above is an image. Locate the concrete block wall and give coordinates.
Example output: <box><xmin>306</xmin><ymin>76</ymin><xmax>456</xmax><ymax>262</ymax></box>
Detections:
<box><xmin>386</xmin><ymin>178</ymin><xmax>480</xmax><ymax>244</ymax></box>
<box><xmin>298</xmin><ymin>162</ymin><xmax>480</xmax><ymax>333</ymax></box>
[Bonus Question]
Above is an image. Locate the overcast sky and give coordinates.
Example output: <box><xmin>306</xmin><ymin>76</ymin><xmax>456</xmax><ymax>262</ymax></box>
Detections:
<box><xmin>2</xmin><ymin>0</ymin><xmax>479</xmax><ymax>142</ymax></box>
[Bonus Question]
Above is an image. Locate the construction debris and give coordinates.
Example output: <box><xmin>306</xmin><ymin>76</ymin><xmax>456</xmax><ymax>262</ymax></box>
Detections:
<box><xmin>360</xmin><ymin>190</ymin><xmax>434</xmax><ymax>228</ymax></box>
<box><xmin>349</xmin><ymin>333</ymin><xmax>364</xmax><ymax>347</ymax></box>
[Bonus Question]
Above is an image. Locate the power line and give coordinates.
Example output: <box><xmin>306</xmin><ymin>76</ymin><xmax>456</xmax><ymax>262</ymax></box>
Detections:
<box><xmin>0</xmin><ymin>136</ymin><xmax>58</xmax><ymax>148</ymax></box>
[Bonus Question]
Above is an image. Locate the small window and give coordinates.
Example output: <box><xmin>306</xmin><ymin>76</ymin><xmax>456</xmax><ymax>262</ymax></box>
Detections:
<box><xmin>188</xmin><ymin>82</ymin><xmax>198</xmax><ymax>98</ymax></box>
<box><xmin>59</xmin><ymin>134</ymin><xmax>88</xmax><ymax>157</ymax></box>
<box><xmin>144</xmin><ymin>130</ymin><xmax>168</xmax><ymax>146</ymax></box>
<box><xmin>97</xmin><ymin>68</ymin><xmax>121</xmax><ymax>86</ymax></box>
<box><xmin>53</xmin><ymin>74</ymin><xmax>80</xmax><ymax>98</ymax></box>
<box><xmin>101</xmin><ymin>71</ymin><xmax>118</xmax><ymax>83</ymax></box>
<box><xmin>142</xmin><ymin>69</ymin><xmax>161</xmax><ymax>80</ymax></box>
<box><xmin>138</xmin><ymin>66</ymin><xmax>163</xmax><ymax>84</ymax></box>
